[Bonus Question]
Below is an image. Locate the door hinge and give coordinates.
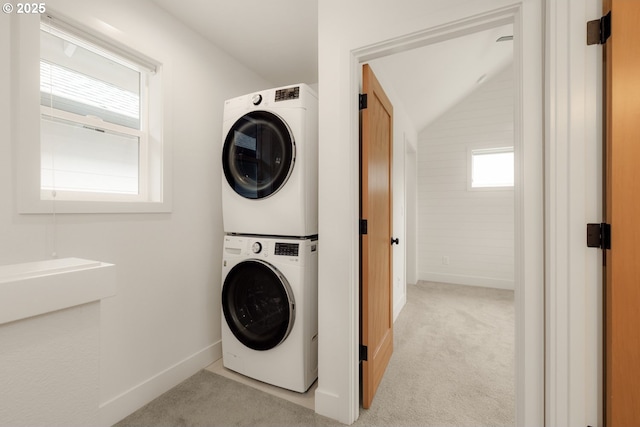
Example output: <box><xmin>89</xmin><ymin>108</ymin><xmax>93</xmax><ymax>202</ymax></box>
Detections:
<box><xmin>587</xmin><ymin>223</ymin><xmax>611</xmax><ymax>250</ymax></box>
<box><xmin>359</xmin><ymin>93</ymin><xmax>368</xmax><ymax>110</ymax></box>
<box><xmin>587</xmin><ymin>11</ymin><xmax>611</xmax><ymax>45</ymax></box>
<box><xmin>360</xmin><ymin>345</ymin><xmax>368</xmax><ymax>361</ymax></box>
<box><xmin>360</xmin><ymin>219</ymin><xmax>368</xmax><ymax>235</ymax></box>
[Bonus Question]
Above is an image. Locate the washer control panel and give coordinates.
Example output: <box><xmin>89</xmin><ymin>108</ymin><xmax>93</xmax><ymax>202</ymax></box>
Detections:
<box><xmin>223</xmin><ymin>235</ymin><xmax>316</xmax><ymax>267</ymax></box>
<box><xmin>274</xmin><ymin>242</ymin><xmax>299</xmax><ymax>257</ymax></box>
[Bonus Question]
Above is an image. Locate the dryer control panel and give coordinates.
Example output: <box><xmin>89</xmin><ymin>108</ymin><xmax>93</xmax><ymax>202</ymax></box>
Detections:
<box><xmin>275</xmin><ymin>86</ymin><xmax>300</xmax><ymax>102</ymax></box>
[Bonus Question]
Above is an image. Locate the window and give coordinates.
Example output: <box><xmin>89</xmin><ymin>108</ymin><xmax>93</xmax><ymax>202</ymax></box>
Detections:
<box><xmin>5</xmin><ymin>11</ymin><xmax>173</xmax><ymax>214</ymax></box>
<box><xmin>15</xmin><ymin>14</ymin><xmax>170</xmax><ymax>214</ymax></box>
<box><xmin>469</xmin><ymin>147</ymin><xmax>514</xmax><ymax>189</ymax></box>
<box><xmin>36</xmin><ymin>16</ymin><xmax>165</xmax><ymax>207</ymax></box>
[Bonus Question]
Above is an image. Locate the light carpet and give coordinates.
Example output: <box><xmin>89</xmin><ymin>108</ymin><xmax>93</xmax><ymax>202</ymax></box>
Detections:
<box><xmin>115</xmin><ymin>281</ymin><xmax>514</xmax><ymax>426</ymax></box>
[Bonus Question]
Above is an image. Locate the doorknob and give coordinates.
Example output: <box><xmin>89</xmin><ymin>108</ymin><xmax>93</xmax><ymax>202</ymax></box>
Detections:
<box><xmin>391</xmin><ymin>237</ymin><xmax>399</xmax><ymax>245</ymax></box>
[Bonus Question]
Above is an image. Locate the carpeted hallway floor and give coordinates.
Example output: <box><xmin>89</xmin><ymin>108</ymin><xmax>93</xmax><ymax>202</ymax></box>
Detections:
<box><xmin>360</xmin><ymin>281</ymin><xmax>515</xmax><ymax>426</ymax></box>
<box><xmin>115</xmin><ymin>281</ymin><xmax>514</xmax><ymax>426</ymax></box>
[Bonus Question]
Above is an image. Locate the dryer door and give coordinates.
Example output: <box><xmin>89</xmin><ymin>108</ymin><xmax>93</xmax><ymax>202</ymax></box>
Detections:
<box><xmin>222</xmin><ymin>111</ymin><xmax>295</xmax><ymax>199</ymax></box>
<box><xmin>222</xmin><ymin>260</ymin><xmax>295</xmax><ymax>351</ymax></box>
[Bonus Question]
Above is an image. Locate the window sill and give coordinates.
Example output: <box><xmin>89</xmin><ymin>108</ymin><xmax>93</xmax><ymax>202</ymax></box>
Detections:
<box><xmin>18</xmin><ymin>198</ymin><xmax>172</xmax><ymax>214</ymax></box>
<box><xmin>467</xmin><ymin>185</ymin><xmax>515</xmax><ymax>192</ymax></box>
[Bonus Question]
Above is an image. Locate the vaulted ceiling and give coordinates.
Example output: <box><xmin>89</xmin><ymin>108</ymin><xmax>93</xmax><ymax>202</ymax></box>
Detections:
<box><xmin>369</xmin><ymin>24</ymin><xmax>513</xmax><ymax>131</ymax></box>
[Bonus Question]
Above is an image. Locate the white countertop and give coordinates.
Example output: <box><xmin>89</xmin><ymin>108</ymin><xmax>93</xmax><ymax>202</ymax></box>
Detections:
<box><xmin>0</xmin><ymin>257</ymin><xmax>116</xmax><ymax>325</ymax></box>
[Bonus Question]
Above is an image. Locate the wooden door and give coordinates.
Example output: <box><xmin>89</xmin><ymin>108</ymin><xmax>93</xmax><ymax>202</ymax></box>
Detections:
<box><xmin>604</xmin><ymin>1</ymin><xmax>640</xmax><ymax>425</ymax></box>
<box><xmin>360</xmin><ymin>63</ymin><xmax>394</xmax><ymax>409</ymax></box>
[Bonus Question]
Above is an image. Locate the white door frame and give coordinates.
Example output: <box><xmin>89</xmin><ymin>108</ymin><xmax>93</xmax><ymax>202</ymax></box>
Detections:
<box><xmin>348</xmin><ymin>3</ymin><xmax>544</xmax><ymax>425</ymax></box>
<box><xmin>316</xmin><ymin>0</ymin><xmax>602</xmax><ymax>425</ymax></box>
<box><xmin>544</xmin><ymin>0</ymin><xmax>602</xmax><ymax>426</ymax></box>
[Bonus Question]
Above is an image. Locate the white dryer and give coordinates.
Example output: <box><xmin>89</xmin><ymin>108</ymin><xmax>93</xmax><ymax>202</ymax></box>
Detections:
<box><xmin>221</xmin><ymin>84</ymin><xmax>318</xmax><ymax>237</ymax></box>
<box><xmin>220</xmin><ymin>234</ymin><xmax>318</xmax><ymax>393</ymax></box>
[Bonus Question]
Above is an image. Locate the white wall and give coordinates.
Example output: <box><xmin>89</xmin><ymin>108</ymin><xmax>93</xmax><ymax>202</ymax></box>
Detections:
<box><xmin>417</xmin><ymin>64</ymin><xmax>515</xmax><ymax>290</ymax></box>
<box><xmin>392</xmin><ymin>92</ymin><xmax>419</xmax><ymax>319</ymax></box>
<box><xmin>405</xmin><ymin>142</ymin><xmax>419</xmax><ymax>286</ymax></box>
<box><xmin>2</xmin><ymin>1</ymin><xmax>272</xmax><ymax>424</ymax></box>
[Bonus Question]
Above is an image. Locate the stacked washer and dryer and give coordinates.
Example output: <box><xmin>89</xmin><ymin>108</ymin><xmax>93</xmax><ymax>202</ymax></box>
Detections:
<box><xmin>220</xmin><ymin>84</ymin><xmax>319</xmax><ymax>393</ymax></box>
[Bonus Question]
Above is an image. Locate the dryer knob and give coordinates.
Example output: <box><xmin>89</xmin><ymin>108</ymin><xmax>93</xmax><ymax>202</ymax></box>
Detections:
<box><xmin>251</xmin><ymin>242</ymin><xmax>262</xmax><ymax>254</ymax></box>
<box><xmin>251</xmin><ymin>94</ymin><xmax>263</xmax><ymax>105</ymax></box>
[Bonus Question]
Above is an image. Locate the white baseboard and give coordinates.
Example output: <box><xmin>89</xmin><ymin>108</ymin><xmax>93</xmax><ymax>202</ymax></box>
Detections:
<box><xmin>99</xmin><ymin>340</ymin><xmax>222</xmax><ymax>426</ymax></box>
<box><xmin>393</xmin><ymin>291</ymin><xmax>407</xmax><ymax>321</ymax></box>
<box><xmin>419</xmin><ymin>272</ymin><xmax>514</xmax><ymax>290</ymax></box>
<box><xmin>315</xmin><ymin>387</ymin><xmax>354</xmax><ymax>425</ymax></box>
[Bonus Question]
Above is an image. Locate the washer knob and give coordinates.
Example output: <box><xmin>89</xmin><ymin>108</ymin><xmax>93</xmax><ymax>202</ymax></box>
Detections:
<box><xmin>251</xmin><ymin>242</ymin><xmax>262</xmax><ymax>254</ymax></box>
<box><xmin>251</xmin><ymin>94</ymin><xmax>263</xmax><ymax>105</ymax></box>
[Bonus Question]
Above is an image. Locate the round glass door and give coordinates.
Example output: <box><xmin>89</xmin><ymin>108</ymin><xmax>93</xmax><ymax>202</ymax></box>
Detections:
<box><xmin>222</xmin><ymin>111</ymin><xmax>295</xmax><ymax>199</ymax></box>
<box><xmin>222</xmin><ymin>260</ymin><xmax>295</xmax><ymax>351</ymax></box>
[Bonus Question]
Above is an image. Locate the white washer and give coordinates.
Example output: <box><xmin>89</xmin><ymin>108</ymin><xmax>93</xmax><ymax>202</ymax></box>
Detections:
<box><xmin>221</xmin><ymin>84</ymin><xmax>318</xmax><ymax>237</ymax></box>
<box><xmin>220</xmin><ymin>234</ymin><xmax>318</xmax><ymax>393</ymax></box>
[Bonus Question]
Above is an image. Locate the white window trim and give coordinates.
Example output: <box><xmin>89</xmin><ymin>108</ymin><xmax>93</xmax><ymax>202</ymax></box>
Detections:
<box><xmin>13</xmin><ymin>11</ymin><xmax>172</xmax><ymax>214</ymax></box>
<box><xmin>467</xmin><ymin>145</ymin><xmax>515</xmax><ymax>191</ymax></box>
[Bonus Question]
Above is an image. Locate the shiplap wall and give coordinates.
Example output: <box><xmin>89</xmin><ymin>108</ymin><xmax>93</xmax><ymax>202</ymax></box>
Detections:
<box><xmin>417</xmin><ymin>63</ymin><xmax>514</xmax><ymax>289</ymax></box>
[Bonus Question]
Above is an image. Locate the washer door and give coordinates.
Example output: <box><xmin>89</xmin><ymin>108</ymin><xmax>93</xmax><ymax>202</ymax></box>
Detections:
<box><xmin>222</xmin><ymin>111</ymin><xmax>295</xmax><ymax>199</ymax></box>
<box><xmin>222</xmin><ymin>260</ymin><xmax>295</xmax><ymax>351</ymax></box>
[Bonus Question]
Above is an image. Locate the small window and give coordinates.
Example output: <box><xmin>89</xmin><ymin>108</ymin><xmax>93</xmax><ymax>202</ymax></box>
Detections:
<box><xmin>469</xmin><ymin>147</ymin><xmax>514</xmax><ymax>189</ymax></box>
<box><xmin>39</xmin><ymin>18</ymin><xmax>157</xmax><ymax>202</ymax></box>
